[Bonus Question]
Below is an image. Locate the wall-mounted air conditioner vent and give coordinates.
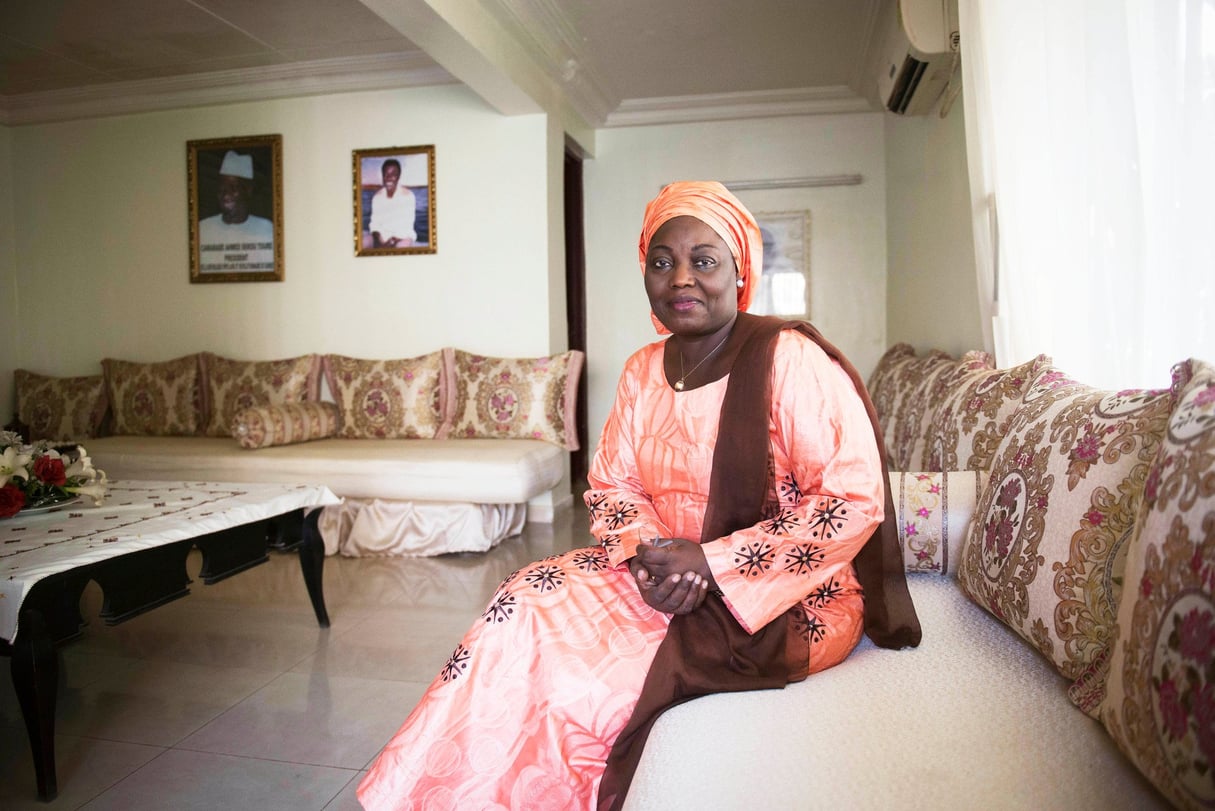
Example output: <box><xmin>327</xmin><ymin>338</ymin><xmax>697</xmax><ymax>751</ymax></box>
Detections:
<box><xmin>875</xmin><ymin>0</ymin><xmax>958</xmax><ymax>116</ymax></box>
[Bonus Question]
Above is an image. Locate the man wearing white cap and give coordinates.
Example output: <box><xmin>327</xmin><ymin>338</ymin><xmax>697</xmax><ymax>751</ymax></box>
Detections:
<box><xmin>198</xmin><ymin>150</ymin><xmax>275</xmax><ymax>273</ymax></box>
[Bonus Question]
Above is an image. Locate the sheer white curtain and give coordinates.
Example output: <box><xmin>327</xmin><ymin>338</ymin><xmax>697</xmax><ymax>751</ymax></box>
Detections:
<box><xmin>959</xmin><ymin>0</ymin><xmax>1215</xmax><ymax>388</ymax></box>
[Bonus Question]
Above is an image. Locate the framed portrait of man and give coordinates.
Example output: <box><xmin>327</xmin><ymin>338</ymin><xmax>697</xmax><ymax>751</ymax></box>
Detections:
<box><xmin>353</xmin><ymin>145</ymin><xmax>436</xmax><ymax>256</ymax></box>
<box><xmin>187</xmin><ymin>134</ymin><xmax>284</xmax><ymax>283</ymax></box>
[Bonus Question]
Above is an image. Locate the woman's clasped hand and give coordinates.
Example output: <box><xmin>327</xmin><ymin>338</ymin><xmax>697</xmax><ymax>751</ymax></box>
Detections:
<box><xmin>628</xmin><ymin>537</ymin><xmax>718</xmax><ymax>614</ymax></box>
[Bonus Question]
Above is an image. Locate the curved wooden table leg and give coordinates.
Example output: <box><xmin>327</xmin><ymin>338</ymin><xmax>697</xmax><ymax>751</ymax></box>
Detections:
<box><xmin>11</xmin><ymin>609</ymin><xmax>59</xmax><ymax>801</ymax></box>
<box><xmin>298</xmin><ymin>509</ymin><xmax>330</xmax><ymax>628</ymax></box>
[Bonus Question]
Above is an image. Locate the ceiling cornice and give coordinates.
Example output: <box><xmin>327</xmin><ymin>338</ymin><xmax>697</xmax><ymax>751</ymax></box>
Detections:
<box><xmin>0</xmin><ymin>52</ymin><xmax>456</xmax><ymax>127</ymax></box>
<box><xmin>605</xmin><ymin>86</ymin><xmax>877</xmax><ymax>128</ymax></box>
<box><xmin>479</xmin><ymin>0</ymin><xmax>617</xmax><ymax>127</ymax></box>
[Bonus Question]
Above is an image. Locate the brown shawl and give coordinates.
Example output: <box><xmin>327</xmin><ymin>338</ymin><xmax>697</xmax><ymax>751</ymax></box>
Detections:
<box><xmin>596</xmin><ymin>314</ymin><xmax>920</xmax><ymax>810</ymax></box>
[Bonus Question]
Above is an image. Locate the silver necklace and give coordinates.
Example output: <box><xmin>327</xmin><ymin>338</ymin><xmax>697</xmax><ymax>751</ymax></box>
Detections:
<box><xmin>674</xmin><ymin>332</ymin><xmax>730</xmax><ymax>391</ymax></box>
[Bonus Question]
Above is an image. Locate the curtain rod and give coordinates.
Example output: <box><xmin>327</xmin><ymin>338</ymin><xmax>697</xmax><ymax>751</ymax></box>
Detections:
<box><xmin>722</xmin><ymin>175</ymin><xmax>863</xmax><ymax>191</ymax></box>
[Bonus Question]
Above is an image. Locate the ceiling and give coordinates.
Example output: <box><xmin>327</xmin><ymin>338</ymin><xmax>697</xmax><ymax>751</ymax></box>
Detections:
<box><xmin>0</xmin><ymin>0</ymin><xmax>886</xmax><ymax>127</ymax></box>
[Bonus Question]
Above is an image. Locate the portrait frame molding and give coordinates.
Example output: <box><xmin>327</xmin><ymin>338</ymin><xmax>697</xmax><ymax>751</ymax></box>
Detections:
<box><xmin>353</xmin><ymin>144</ymin><xmax>437</xmax><ymax>257</ymax></box>
<box><xmin>187</xmin><ymin>133</ymin><xmax>284</xmax><ymax>284</ymax></box>
<box><xmin>750</xmin><ymin>209</ymin><xmax>811</xmax><ymax>319</ymax></box>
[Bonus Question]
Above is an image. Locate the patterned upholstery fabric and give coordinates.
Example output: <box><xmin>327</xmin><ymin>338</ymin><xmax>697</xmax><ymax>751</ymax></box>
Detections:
<box><xmin>891</xmin><ymin>470</ymin><xmax>988</xmax><ymax>575</ymax></box>
<box><xmin>926</xmin><ymin>354</ymin><xmax>1052</xmax><ymax>471</ymax></box>
<box><xmin>14</xmin><ymin>370</ymin><xmax>109</xmax><ymax>441</ymax></box>
<box><xmin>957</xmin><ymin>366</ymin><xmax>1174</xmax><ymax>680</ymax></box>
<box><xmin>446</xmin><ymin>349</ymin><xmax>584</xmax><ymax>450</ymax></box>
<box><xmin>200</xmin><ymin>353</ymin><xmax>321</xmax><ymax>438</ymax></box>
<box><xmin>101</xmin><ymin>355</ymin><xmax>201</xmax><ymax>437</ymax></box>
<box><xmin>1075</xmin><ymin>359</ymin><xmax>1214</xmax><ymax>811</ymax></box>
<box><xmin>868</xmin><ymin>343</ymin><xmax>916</xmax><ymax>460</ymax></box>
<box><xmin>232</xmin><ymin>401</ymin><xmax>340</xmax><ymax>449</ymax></box>
<box><xmin>323</xmin><ymin>351</ymin><xmax>448</xmax><ymax>439</ymax></box>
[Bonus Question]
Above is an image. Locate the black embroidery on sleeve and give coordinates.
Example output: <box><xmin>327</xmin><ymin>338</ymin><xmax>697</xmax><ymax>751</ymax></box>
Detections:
<box><xmin>783</xmin><ymin>543</ymin><xmax>827</xmax><ymax>576</ymax></box>
<box><xmin>778</xmin><ymin>472</ymin><xmax>803</xmax><ymax>503</ymax></box>
<box><xmin>605</xmin><ymin>500</ymin><xmax>638</xmax><ymax>530</ymax></box>
<box><xmin>585</xmin><ymin>493</ymin><xmax>608</xmax><ymax>521</ymax></box>
<box><xmin>807</xmin><ymin>498</ymin><xmax>849</xmax><ymax>539</ymax></box>
<box><xmin>761</xmin><ymin>508</ymin><xmax>802</xmax><ymax>536</ymax></box>
<box><xmin>733</xmin><ymin>541</ymin><xmax>775</xmax><ymax>577</ymax></box>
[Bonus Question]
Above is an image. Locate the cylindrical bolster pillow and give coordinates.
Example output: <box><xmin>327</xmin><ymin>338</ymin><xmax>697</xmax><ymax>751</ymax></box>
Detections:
<box><xmin>232</xmin><ymin>401</ymin><xmax>340</xmax><ymax>449</ymax></box>
<box><xmin>890</xmin><ymin>470</ymin><xmax>988</xmax><ymax>576</ymax></box>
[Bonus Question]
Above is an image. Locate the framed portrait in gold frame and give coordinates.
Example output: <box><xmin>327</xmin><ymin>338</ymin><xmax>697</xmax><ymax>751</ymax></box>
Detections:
<box><xmin>187</xmin><ymin>134</ymin><xmax>284</xmax><ymax>283</ymax></box>
<box><xmin>353</xmin><ymin>145</ymin><xmax>436</xmax><ymax>256</ymax></box>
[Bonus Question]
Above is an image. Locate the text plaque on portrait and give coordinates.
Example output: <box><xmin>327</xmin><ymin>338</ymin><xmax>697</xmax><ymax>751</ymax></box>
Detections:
<box><xmin>187</xmin><ymin>134</ymin><xmax>284</xmax><ymax>283</ymax></box>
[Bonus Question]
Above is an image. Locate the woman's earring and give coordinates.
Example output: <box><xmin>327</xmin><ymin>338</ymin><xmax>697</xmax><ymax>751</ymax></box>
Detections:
<box><xmin>736</xmin><ymin>278</ymin><xmax>744</xmax><ymax>288</ymax></box>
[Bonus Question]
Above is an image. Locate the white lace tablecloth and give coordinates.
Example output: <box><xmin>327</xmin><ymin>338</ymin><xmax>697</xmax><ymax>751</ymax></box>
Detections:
<box><xmin>0</xmin><ymin>480</ymin><xmax>340</xmax><ymax>643</ymax></box>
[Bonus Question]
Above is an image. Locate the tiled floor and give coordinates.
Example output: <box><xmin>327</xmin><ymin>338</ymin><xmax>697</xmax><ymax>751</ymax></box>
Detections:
<box><xmin>0</xmin><ymin>504</ymin><xmax>591</xmax><ymax>810</ymax></box>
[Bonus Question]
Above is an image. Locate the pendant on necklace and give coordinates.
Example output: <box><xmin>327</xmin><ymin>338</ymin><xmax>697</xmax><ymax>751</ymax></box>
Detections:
<box><xmin>674</xmin><ymin>380</ymin><xmax>685</xmax><ymax>392</ymax></box>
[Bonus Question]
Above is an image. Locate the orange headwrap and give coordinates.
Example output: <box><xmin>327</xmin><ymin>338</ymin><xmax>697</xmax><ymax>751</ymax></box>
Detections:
<box><xmin>638</xmin><ymin>181</ymin><xmax>763</xmax><ymax>331</ymax></box>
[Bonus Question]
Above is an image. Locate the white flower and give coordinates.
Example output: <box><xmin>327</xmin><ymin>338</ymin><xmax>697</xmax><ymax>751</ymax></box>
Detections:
<box><xmin>65</xmin><ymin>469</ymin><xmax>108</xmax><ymax>506</ymax></box>
<box><xmin>1</xmin><ymin>445</ymin><xmax>32</xmax><ymax>487</ymax></box>
<box><xmin>63</xmin><ymin>448</ymin><xmax>97</xmax><ymax>481</ymax></box>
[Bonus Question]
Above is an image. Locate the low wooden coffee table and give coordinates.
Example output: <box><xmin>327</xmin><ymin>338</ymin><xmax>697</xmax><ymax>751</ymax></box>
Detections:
<box><xmin>0</xmin><ymin>480</ymin><xmax>340</xmax><ymax>801</ymax></box>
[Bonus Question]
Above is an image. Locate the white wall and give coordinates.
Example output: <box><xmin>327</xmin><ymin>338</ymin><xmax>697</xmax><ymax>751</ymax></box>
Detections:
<box><xmin>6</xmin><ymin>85</ymin><xmax>557</xmax><ymax>385</ymax></box>
<box><xmin>884</xmin><ymin>102</ymin><xmax>983</xmax><ymax>355</ymax></box>
<box><xmin>582</xmin><ymin>113</ymin><xmax>888</xmax><ymax>456</ymax></box>
<box><xmin>0</xmin><ymin>124</ymin><xmax>15</xmax><ymax>421</ymax></box>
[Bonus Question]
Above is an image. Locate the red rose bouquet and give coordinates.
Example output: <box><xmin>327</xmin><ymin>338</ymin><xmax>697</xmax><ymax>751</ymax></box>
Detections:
<box><xmin>0</xmin><ymin>431</ymin><xmax>108</xmax><ymax>518</ymax></box>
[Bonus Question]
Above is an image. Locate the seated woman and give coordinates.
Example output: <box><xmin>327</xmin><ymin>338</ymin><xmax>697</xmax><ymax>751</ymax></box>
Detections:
<box><xmin>358</xmin><ymin>181</ymin><xmax>919</xmax><ymax>811</ymax></box>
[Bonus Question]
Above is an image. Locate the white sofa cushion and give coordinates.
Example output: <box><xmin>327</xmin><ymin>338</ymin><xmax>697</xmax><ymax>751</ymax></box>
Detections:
<box><xmin>625</xmin><ymin>577</ymin><xmax>1168</xmax><ymax>810</ymax></box>
<box><xmin>85</xmin><ymin>436</ymin><xmax>564</xmax><ymax>503</ymax></box>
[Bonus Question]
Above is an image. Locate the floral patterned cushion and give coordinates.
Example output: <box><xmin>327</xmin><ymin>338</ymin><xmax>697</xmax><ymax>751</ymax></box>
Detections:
<box><xmin>1074</xmin><ymin>359</ymin><xmax>1214</xmax><ymax>810</ymax></box>
<box><xmin>892</xmin><ymin>470</ymin><xmax>988</xmax><ymax>575</ymax></box>
<box><xmin>232</xmin><ymin>401</ymin><xmax>340</xmax><ymax>449</ymax></box>
<box><xmin>102</xmin><ymin>355</ymin><xmax>202</xmax><ymax>436</ymax></box>
<box><xmin>927</xmin><ymin>354</ymin><xmax>1052</xmax><ymax>471</ymax></box>
<box><xmin>868</xmin><ymin>343</ymin><xmax>916</xmax><ymax>453</ymax></box>
<box><xmin>200</xmin><ymin>353</ymin><xmax>321</xmax><ymax>438</ymax></box>
<box><xmin>957</xmin><ymin>366</ymin><xmax>1174</xmax><ymax>680</ymax></box>
<box><xmin>323</xmin><ymin>352</ymin><xmax>448</xmax><ymax>439</ymax></box>
<box><xmin>14</xmin><ymin>370</ymin><xmax>109</xmax><ymax>441</ymax></box>
<box><xmin>447</xmin><ymin>349</ymin><xmax>584</xmax><ymax>450</ymax></box>
<box><xmin>898</xmin><ymin>351</ymin><xmax>997</xmax><ymax>471</ymax></box>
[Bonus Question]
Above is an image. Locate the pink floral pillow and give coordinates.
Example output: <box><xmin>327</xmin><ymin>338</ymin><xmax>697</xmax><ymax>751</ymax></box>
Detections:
<box><xmin>927</xmin><ymin>354</ymin><xmax>1052</xmax><ymax>471</ymax></box>
<box><xmin>14</xmin><ymin>370</ymin><xmax>109</xmax><ymax>441</ymax></box>
<box><xmin>958</xmin><ymin>367</ymin><xmax>1174</xmax><ymax>679</ymax></box>
<box><xmin>892</xmin><ymin>470</ymin><xmax>988</xmax><ymax>575</ymax></box>
<box><xmin>102</xmin><ymin>355</ymin><xmax>202</xmax><ymax>436</ymax></box>
<box><xmin>447</xmin><ymin>349</ymin><xmax>584</xmax><ymax>449</ymax></box>
<box><xmin>1073</xmin><ymin>359</ymin><xmax>1214</xmax><ymax>810</ymax></box>
<box><xmin>200</xmin><ymin>353</ymin><xmax>321</xmax><ymax>438</ymax></box>
<box><xmin>232</xmin><ymin>402</ymin><xmax>340</xmax><ymax>449</ymax></box>
<box><xmin>323</xmin><ymin>352</ymin><xmax>448</xmax><ymax>439</ymax></box>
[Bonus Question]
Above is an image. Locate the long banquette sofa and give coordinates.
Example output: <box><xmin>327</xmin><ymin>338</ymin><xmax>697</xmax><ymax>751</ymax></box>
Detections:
<box><xmin>8</xmin><ymin>347</ymin><xmax>583</xmax><ymax>557</ymax></box>
<box><xmin>625</xmin><ymin>344</ymin><xmax>1213</xmax><ymax>810</ymax></box>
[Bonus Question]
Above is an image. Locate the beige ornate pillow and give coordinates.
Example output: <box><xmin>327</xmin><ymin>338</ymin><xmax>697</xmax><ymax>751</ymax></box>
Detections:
<box><xmin>14</xmin><ymin>370</ymin><xmax>109</xmax><ymax>441</ymax></box>
<box><xmin>200</xmin><ymin>353</ymin><xmax>321</xmax><ymax>438</ymax></box>
<box><xmin>957</xmin><ymin>367</ymin><xmax>1174</xmax><ymax>680</ymax></box>
<box><xmin>1074</xmin><ymin>359</ymin><xmax>1214</xmax><ymax>810</ymax></box>
<box><xmin>447</xmin><ymin>349</ymin><xmax>584</xmax><ymax>450</ymax></box>
<box><xmin>323</xmin><ymin>352</ymin><xmax>447</xmax><ymax>439</ymax></box>
<box><xmin>927</xmin><ymin>354</ymin><xmax>1052</xmax><ymax>471</ymax></box>
<box><xmin>866</xmin><ymin>345</ymin><xmax>955</xmax><ymax>469</ymax></box>
<box><xmin>896</xmin><ymin>350</ymin><xmax>997</xmax><ymax>471</ymax></box>
<box><xmin>891</xmin><ymin>470</ymin><xmax>987</xmax><ymax>575</ymax></box>
<box><xmin>232</xmin><ymin>402</ymin><xmax>340</xmax><ymax>449</ymax></box>
<box><xmin>102</xmin><ymin>355</ymin><xmax>201</xmax><ymax>436</ymax></box>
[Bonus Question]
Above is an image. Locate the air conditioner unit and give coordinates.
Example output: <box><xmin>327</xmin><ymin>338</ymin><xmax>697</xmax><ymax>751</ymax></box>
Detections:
<box><xmin>876</xmin><ymin>0</ymin><xmax>958</xmax><ymax>115</ymax></box>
